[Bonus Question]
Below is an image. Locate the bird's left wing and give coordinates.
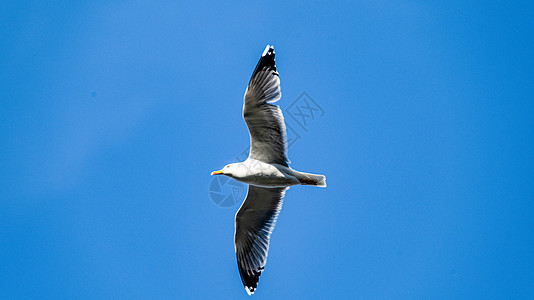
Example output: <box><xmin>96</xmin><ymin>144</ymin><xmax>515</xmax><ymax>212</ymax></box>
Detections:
<box><xmin>243</xmin><ymin>45</ymin><xmax>289</xmax><ymax>166</ymax></box>
<box><xmin>234</xmin><ymin>185</ymin><xmax>287</xmax><ymax>295</ymax></box>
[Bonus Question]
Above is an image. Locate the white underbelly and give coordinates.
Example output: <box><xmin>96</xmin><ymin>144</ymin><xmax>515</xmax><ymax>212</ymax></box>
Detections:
<box><xmin>236</xmin><ymin>160</ymin><xmax>300</xmax><ymax>188</ymax></box>
<box><xmin>240</xmin><ymin>174</ymin><xmax>299</xmax><ymax>188</ymax></box>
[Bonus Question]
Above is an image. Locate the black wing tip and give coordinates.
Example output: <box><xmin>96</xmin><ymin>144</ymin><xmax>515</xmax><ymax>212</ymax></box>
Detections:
<box><xmin>238</xmin><ymin>266</ymin><xmax>263</xmax><ymax>296</ymax></box>
<box><xmin>245</xmin><ymin>286</ymin><xmax>256</xmax><ymax>296</ymax></box>
<box><xmin>248</xmin><ymin>44</ymin><xmax>278</xmax><ymax>86</ymax></box>
<box><xmin>255</xmin><ymin>45</ymin><xmax>277</xmax><ymax>72</ymax></box>
<box><xmin>262</xmin><ymin>44</ymin><xmax>275</xmax><ymax>57</ymax></box>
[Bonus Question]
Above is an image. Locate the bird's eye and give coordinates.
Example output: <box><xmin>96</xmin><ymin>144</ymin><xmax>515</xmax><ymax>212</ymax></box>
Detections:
<box><xmin>226</xmin><ymin>165</ymin><xmax>230</xmax><ymax>168</ymax></box>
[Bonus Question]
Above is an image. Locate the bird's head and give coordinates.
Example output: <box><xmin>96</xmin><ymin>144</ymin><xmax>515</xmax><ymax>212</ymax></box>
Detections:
<box><xmin>211</xmin><ymin>163</ymin><xmax>239</xmax><ymax>177</ymax></box>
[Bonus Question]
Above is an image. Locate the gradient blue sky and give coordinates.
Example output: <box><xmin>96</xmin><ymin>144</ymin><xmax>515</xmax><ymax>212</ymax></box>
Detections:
<box><xmin>1</xmin><ymin>1</ymin><xmax>533</xmax><ymax>299</ymax></box>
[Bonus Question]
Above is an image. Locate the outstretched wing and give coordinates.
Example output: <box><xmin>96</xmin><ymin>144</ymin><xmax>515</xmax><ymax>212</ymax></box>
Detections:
<box><xmin>243</xmin><ymin>45</ymin><xmax>289</xmax><ymax>166</ymax></box>
<box><xmin>234</xmin><ymin>185</ymin><xmax>287</xmax><ymax>295</ymax></box>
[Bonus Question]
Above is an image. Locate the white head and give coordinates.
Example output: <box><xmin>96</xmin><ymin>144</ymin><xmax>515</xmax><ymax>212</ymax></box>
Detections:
<box><xmin>210</xmin><ymin>163</ymin><xmax>242</xmax><ymax>178</ymax></box>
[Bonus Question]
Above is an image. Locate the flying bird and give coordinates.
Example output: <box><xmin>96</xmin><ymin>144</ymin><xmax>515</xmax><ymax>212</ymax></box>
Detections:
<box><xmin>211</xmin><ymin>45</ymin><xmax>326</xmax><ymax>295</ymax></box>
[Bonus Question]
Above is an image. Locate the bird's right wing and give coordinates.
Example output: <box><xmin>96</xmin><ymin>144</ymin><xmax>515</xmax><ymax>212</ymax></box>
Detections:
<box><xmin>234</xmin><ymin>185</ymin><xmax>287</xmax><ymax>295</ymax></box>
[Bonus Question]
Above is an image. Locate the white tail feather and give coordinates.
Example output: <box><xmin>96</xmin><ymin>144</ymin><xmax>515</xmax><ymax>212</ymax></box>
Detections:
<box><xmin>296</xmin><ymin>171</ymin><xmax>326</xmax><ymax>187</ymax></box>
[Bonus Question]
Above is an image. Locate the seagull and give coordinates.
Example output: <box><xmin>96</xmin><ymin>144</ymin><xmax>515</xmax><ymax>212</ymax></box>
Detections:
<box><xmin>211</xmin><ymin>45</ymin><xmax>326</xmax><ymax>295</ymax></box>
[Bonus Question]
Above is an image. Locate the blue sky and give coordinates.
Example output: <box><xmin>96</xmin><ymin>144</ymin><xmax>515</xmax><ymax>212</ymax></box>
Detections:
<box><xmin>1</xmin><ymin>1</ymin><xmax>533</xmax><ymax>299</ymax></box>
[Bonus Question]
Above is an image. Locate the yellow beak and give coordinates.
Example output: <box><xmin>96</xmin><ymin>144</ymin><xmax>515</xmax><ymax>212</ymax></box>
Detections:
<box><xmin>211</xmin><ymin>170</ymin><xmax>223</xmax><ymax>175</ymax></box>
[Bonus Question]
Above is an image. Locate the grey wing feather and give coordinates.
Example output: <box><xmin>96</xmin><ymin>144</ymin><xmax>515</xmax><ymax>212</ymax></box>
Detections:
<box><xmin>243</xmin><ymin>45</ymin><xmax>289</xmax><ymax>166</ymax></box>
<box><xmin>234</xmin><ymin>185</ymin><xmax>287</xmax><ymax>295</ymax></box>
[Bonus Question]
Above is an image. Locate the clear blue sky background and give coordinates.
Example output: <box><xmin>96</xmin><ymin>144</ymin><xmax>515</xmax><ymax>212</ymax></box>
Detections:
<box><xmin>1</xmin><ymin>1</ymin><xmax>533</xmax><ymax>299</ymax></box>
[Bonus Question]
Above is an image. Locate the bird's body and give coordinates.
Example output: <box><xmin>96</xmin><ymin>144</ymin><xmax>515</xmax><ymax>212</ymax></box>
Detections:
<box><xmin>221</xmin><ymin>158</ymin><xmax>325</xmax><ymax>188</ymax></box>
<box><xmin>226</xmin><ymin>159</ymin><xmax>300</xmax><ymax>187</ymax></box>
<box><xmin>211</xmin><ymin>45</ymin><xmax>326</xmax><ymax>295</ymax></box>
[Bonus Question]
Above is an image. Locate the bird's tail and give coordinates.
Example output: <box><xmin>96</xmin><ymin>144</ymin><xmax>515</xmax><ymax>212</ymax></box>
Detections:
<box><xmin>296</xmin><ymin>171</ymin><xmax>327</xmax><ymax>187</ymax></box>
